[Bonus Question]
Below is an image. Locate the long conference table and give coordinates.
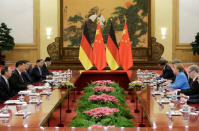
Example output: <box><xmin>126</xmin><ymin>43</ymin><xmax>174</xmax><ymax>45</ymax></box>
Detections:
<box><xmin>0</xmin><ymin>88</ymin><xmax>69</xmax><ymax>127</ymax></box>
<box><xmin>137</xmin><ymin>86</ymin><xmax>199</xmax><ymax>128</ymax></box>
<box><xmin>0</xmin><ymin>70</ymin><xmax>198</xmax><ymax>130</ymax></box>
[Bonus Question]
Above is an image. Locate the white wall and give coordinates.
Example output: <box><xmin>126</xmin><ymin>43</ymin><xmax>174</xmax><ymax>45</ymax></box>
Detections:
<box><xmin>40</xmin><ymin>0</ymin><xmax>59</xmax><ymax>58</ymax></box>
<box><xmin>179</xmin><ymin>0</ymin><xmax>199</xmax><ymax>43</ymax></box>
<box><xmin>0</xmin><ymin>0</ymin><xmax>33</xmax><ymax>44</ymax></box>
<box><xmin>155</xmin><ymin>0</ymin><xmax>172</xmax><ymax>61</ymax></box>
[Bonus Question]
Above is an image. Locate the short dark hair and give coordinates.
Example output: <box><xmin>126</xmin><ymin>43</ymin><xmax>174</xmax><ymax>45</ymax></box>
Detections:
<box><xmin>172</xmin><ymin>59</ymin><xmax>181</xmax><ymax>64</ymax></box>
<box><xmin>158</xmin><ymin>58</ymin><xmax>168</xmax><ymax>66</ymax></box>
<box><xmin>16</xmin><ymin>60</ymin><xmax>24</xmax><ymax>67</ymax></box>
<box><xmin>23</xmin><ymin>60</ymin><xmax>29</xmax><ymax>64</ymax></box>
<box><xmin>1</xmin><ymin>66</ymin><xmax>9</xmax><ymax>75</ymax></box>
<box><xmin>45</xmin><ymin>57</ymin><xmax>51</xmax><ymax>62</ymax></box>
<box><xmin>36</xmin><ymin>59</ymin><xmax>43</xmax><ymax>63</ymax></box>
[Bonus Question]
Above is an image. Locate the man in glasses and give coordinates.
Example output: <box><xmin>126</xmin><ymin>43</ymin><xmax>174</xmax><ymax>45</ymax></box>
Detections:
<box><xmin>178</xmin><ymin>65</ymin><xmax>199</xmax><ymax>100</ymax></box>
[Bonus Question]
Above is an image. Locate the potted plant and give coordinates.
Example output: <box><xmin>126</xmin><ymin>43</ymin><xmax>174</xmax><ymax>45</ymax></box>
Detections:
<box><xmin>0</xmin><ymin>23</ymin><xmax>15</xmax><ymax>65</ymax></box>
<box><xmin>191</xmin><ymin>32</ymin><xmax>199</xmax><ymax>55</ymax></box>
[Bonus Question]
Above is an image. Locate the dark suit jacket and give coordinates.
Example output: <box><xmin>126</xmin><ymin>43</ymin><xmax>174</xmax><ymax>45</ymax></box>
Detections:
<box><xmin>0</xmin><ymin>76</ymin><xmax>14</xmax><ymax>103</ymax></box>
<box><xmin>31</xmin><ymin>65</ymin><xmax>45</xmax><ymax>83</ymax></box>
<box><xmin>8</xmin><ymin>69</ymin><xmax>27</xmax><ymax>95</ymax></box>
<box><xmin>178</xmin><ymin>77</ymin><xmax>199</xmax><ymax>96</ymax></box>
<box><xmin>41</xmin><ymin>64</ymin><xmax>53</xmax><ymax>77</ymax></box>
<box><xmin>187</xmin><ymin>94</ymin><xmax>199</xmax><ymax>104</ymax></box>
<box><xmin>22</xmin><ymin>70</ymin><xmax>33</xmax><ymax>84</ymax></box>
<box><xmin>160</xmin><ymin>64</ymin><xmax>174</xmax><ymax>80</ymax></box>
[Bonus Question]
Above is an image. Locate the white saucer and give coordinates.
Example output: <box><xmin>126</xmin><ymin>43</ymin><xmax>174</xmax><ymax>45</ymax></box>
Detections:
<box><xmin>15</xmin><ymin>111</ymin><xmax>31</xmax><ymax>116</ymax></box>
<box><xmin>157</xmin><ymin>100</ymin><xmax>170</xmax><ymax>104</ymax></box>
<box><xmin>166</xmin><ymin>111</ymin><xmax>182</xmax><ymax>116</ymax></box>
<box><xmin>0</xmin><ymin>113</ymin><xmax>10</xmax><ymax>118</ymax></box>
<box><xmin>179</xmin><ymin>109</ymin><xmax>190</xmax><ymax>113</ymax></box>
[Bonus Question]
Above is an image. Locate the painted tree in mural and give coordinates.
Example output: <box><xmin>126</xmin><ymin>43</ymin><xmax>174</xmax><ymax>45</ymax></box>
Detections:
<box><xmin>64</xmin><ymin>0</ymin><xmax>148</xmax><ymax>47</ymax></box>
<box><xmin>64</xmin><ymin>7</ymin><xmax>100</xmax><ymax>46</ymax></box>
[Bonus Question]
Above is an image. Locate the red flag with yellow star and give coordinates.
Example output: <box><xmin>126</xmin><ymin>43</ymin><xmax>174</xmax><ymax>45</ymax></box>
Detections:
<box><xmin>119</xmin><ymin>23</ymin><xmax>133</xmax><ymax>70</ymax></box>
<box><xmin>93</xmin><ymin>23</ymin><xmax>107</xmax><ymax>70</ymax></box>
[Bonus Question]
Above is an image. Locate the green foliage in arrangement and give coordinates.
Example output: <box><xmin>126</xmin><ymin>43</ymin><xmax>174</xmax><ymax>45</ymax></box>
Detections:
<box><xmin>191</xmin><ymin>32</ymin><xmax>199</xmax><ymax>55</ymax></box>
<box><xmin>129</xmin><ymin>81</ymin><xmax>146</xmax><ymax>89</ymax></box>
<box><xmin>0</xmin><ymin>23</ymin><xmax>15</xmax><ymax>55</ymax></box>
<box><xmin>70</xmin><ymin>82</ymin><xmax>134</xmax><ymax>127</ymax></box>
<box><xmin>57</xmin><ymin>81</ymin><xmax>75</xmax><ymax>89</ymax></box>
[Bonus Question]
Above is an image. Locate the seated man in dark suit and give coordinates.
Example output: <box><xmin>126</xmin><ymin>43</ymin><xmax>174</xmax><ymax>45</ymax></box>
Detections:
<box><xmin>31</xmin><ymin>59</ymin><xmax>46</xmax><ymax>83</ymax></box>
<box><xmin>180</xmin><ymin>92</ymin><xmax>199</xmax><ymax>104</ymax></box>
<box><xmin>22</xmin><ymin>60</ymin><xmax>33</xmax><ymax>84</ymax></box>
<box><xmin>157</xmin><ymin>58</ymin><xmax>174</xmax><ymax>80</ymax></box>
<box><xmin>178</xmin><ymin>65</ymin><xmax>199</xmax><ymax>96</ymax></box>
<box><xmin>8</xmin><ymin>60</ymin><xmax>33</xmax><ymax>95</ymax></box>
<box><xmin>42</xmin><ymin>57</ymin><xmax>53</xmax><ymax>78</ymax></box>
<box><xmin>0</xmin><ymin>66</ymin><xmax>14</xmax><ymax>103</ymax></box>
<box><xmin>186</xmin><ymin>94</ymin><xmax>199</xmax><ymax>104</ymax></box>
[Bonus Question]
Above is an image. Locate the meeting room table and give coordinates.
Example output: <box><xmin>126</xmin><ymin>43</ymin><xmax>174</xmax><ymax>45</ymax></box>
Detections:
<box><xmin>0</xmin><ymin>70</ymin><xmax>199</xmax><ymax>131</ymax></box>
<box><xmin>136</xmin><ymin>82</ymin><xmax>199</xmax><ymax>129</ymax></box>
<box><xmin>0</xmin><ymin>81</ymin><xmax>69</xmax><ymax>127</ymax></box>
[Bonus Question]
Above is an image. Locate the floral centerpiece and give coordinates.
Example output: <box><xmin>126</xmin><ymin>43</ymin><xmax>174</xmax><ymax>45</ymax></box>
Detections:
<box><xmin>84</xmin><ymin>107</ymin><xmax>120</xmax><ymax>118</ymax></box>
<box><xmin>93</xmin><ymin>86</ymin><xmax>114</xmax><ymax>93</ymax></box>
<box><xmin>129</xmin><ymin>80</ymin><xmax>146</xmax><ymax>89</ymax></box>
<box><xmin>93</xmin><ymin>80</ymin><xmax>114</xmax><ymax>86</ymax></box>
<box><xmin>89</xmin><ymin>93</ymin><xmax>118</xmax><ymax>104</ymax></box>
<box><xmin>57</xmin><ymin>81</ymin><xmax>75</xmax><ymax>89</ymax></box>
<box><xmin>71</xmin><ymin>80</ymin><xmax>134</xmax><ymax>127</ymax></box>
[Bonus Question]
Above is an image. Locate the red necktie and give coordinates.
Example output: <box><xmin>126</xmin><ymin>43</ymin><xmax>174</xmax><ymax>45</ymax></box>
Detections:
<box><xmin>20</xmin><ymin>74</ymin><xmax>24</xmax><ymax>82</ymax></box>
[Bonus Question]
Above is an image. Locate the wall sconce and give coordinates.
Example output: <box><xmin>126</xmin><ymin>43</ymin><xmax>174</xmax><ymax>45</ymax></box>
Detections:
<box><xmin>161</xmin><ymin>27</ymin><xmax>167</xmax><ymax>39</ymax></box>
<box><xmin>46</xmin><ymin>27</ymin><xmax>52</xmax><ymax>39</ymax></box>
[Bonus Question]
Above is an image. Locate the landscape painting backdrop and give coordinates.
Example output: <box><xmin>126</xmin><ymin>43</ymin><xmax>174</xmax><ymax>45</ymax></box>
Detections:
<box><xmin>63</xmin><ymin>0</ymin><xmax>148</xmax><ymax>48</ymax></box>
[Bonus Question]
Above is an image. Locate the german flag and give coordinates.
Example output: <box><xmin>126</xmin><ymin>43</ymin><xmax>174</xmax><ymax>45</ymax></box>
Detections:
<box><xmin>79</xmin><ymin>23</ymin><xmax>93</xmax><ymax>70</ymax></box>
<box><xmin>106</xmin><ymin>23</ymin><xmax>120</xmax><ymax>70</ymax></box>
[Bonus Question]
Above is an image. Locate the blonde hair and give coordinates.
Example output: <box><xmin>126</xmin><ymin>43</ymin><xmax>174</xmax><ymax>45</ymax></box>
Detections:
<box><xmin>174</xmin><ymin>63</ymin><xmax>184</xmax><ymax>72</ymax></box>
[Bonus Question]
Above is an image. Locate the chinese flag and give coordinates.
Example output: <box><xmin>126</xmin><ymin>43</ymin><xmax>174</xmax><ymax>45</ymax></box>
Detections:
<box><xmin>79</xmin><ymin>23</ymin><xmax>93</xmax><ymax>70</ymax></box>
<box><xmin>119</xmin><ymin>22</ymin><xmax>133</xmax><ymax>70</ymax></box>
<box><xmin>106</xmin><ymin>23</ymin><xmax>120</xmax><ymax>70</ymax></box>
<box><xmin>93</xmin><ymin>23</ymin><xmax>107</xmax><ymax>70</ymax></box>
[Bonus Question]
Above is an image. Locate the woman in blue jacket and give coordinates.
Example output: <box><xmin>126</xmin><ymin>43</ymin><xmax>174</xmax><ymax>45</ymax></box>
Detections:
<box><xmin>169</xmin><ymin>63</ymin><xmax>190</xmax><ymax>90</ymax></box>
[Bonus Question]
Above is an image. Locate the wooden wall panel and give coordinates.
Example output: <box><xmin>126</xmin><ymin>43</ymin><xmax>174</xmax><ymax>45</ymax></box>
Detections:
<box><xmin>3</xmin><ymin>48</ymin><xmax>38</xmax><ymax>64</ymax></box>
<box><xmin>175</xmin><ymin>49</ymin><xmax>199</xmax><ymax>62</ymax></box>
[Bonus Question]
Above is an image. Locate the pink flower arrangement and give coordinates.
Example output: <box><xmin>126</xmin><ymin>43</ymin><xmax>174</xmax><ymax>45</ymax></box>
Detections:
<box><xmin>93</xmin><ymin>80</ymin><xmax>114</xmax><ymax>85</ymax></box>
<box><xmin>89</xmin><ymin>93</ymin><xmax>118</xmax><ymax>103</ymax></box>
<box><xmin>84</xmin><ymin>107</ymin><xmax>120</xmax><ymax>118</ymax></box>
<box><xmin>91</xmin><ymin>125</ymin><xmax>115</xmax><ymax>128</ymax></box>
<box><xmin>93</xmin><ymin>86</ymin><xmax>114</xmax><ymax>92</ymax></box>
